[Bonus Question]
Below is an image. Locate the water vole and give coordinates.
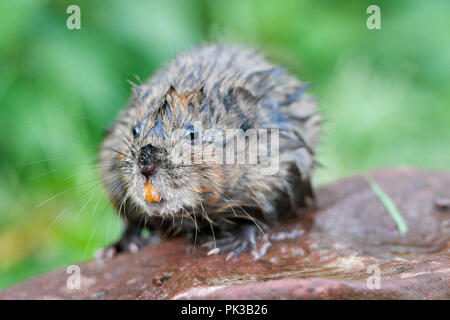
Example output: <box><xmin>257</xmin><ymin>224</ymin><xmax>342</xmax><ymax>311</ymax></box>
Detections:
<box><xmin>97</xmin><ymin>44</ymin><xmax>320</xmax><ymax>259</ymax></box>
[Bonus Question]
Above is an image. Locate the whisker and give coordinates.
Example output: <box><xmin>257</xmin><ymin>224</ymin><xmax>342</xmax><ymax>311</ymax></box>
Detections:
<box><xmin>82</xmin><ymin>221</ymin><xmax>99</xmax><ymax>260</ymax></box>
<box><xmin>43</xmin><ymin>174</ymin><xmax>120</xmax><ymax>235</ymax></box>
<box><xmin>56</xmin><ymin>108</ymin><xmax>137</xmax><ymax>155</ymax></box>
<box><xmin>33</xmin><ymin>190</ymin><xmax>68</xmax><ymax>210</ymax></box>
<box><xmin>43</xmin><ymin>181</ymin><xmax>102</xmax><ymax>235</ymax></box>
<box><xmin>200</xmin><ymin>202</ymin><xmax>216</xmax><ymax>249</ymax></box>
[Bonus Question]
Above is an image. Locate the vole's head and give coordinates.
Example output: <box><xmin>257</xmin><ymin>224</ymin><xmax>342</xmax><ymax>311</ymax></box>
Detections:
<box><xmin>101</xmin><ymin>86</ymin><xmax>223</xmax><ymax>218</ymax></box>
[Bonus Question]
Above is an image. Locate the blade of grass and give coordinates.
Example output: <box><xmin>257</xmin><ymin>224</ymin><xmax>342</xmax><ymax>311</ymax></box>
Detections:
<box><xmin>363</xmin><ymin>174</ymin><xmax>408</xmax><ymax>235</ymax></box>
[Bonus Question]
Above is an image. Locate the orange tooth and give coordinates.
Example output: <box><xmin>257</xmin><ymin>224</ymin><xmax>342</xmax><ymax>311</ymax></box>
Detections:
<box><xmin>144</xmin><ymin>182</ymin><xmax>161</xmax><ymax>202</ymax></box>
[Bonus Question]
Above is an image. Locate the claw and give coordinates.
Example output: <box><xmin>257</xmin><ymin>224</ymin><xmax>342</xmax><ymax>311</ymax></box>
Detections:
<box><xmin>207</xmin><ymin>248</ymin><xmax>220</xmax><ymax>256</ymax></box>
<box><xmin>225</xmin><ymin>252</ymin><xmax>236</xmax><ymax>261</ymax></box>
<box><xmin>94</xmin><ymin>246</ymin><xmax>117</xmax><ymax>260</ymax></box>
<box><xmin>202</xmin><ymin>240</ymin><xmax>215</xmax><ymax>249</ymax></box>
<box><xmin>128</xmin><ymin>243</ymin><xmax>139</xmax><ymax>253</ymax></box>
<box><xmin>203</xmin><ymin>224</ymin><xmax>268</xmax><ymax>260</ymax></box>
<box><xmin>251</xmin><ymin>239</ymin><xmax>272</xmax><ymax>260</ymax></box>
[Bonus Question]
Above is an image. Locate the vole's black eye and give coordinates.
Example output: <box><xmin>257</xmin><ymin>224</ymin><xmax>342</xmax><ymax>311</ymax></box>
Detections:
<box><xmin>185</xmin><ymin>125</ymin><xmax>197</xmax><ymax>141</ymax></box>
<box><xmin>132</xmin><ymin>123</ymin><xmax>142</xmax><ymax>139</ymax></box>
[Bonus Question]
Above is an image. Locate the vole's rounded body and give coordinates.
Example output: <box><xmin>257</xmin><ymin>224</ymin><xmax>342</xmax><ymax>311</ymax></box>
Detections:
<box><xmin>99</xmin><ymin>45</ymin><xmax>320</xmax><ymax>258</ymax></box>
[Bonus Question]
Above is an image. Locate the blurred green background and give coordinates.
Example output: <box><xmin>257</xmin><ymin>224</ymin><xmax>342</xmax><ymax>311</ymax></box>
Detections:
<box><xmin>0</xmin><ymin>0</ymin><xmax>449</xmax><ymax>289</ymax></box>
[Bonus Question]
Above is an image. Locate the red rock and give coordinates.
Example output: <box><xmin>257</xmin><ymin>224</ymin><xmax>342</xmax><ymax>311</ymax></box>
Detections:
<box><xmin>0</xmin><ymin>167</ymin><xmax>448</xmax><ymax>299</ymax></box>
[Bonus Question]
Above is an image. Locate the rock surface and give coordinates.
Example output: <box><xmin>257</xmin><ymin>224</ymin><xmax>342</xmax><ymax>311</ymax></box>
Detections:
<box><xmin>1</xmin><ymin>167</ymin><xmax>449</xmax><ymax>299</ymax></box>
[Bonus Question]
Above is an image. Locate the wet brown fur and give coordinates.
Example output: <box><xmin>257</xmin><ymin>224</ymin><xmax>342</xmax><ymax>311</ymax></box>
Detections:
<box><xmin>99</xmin><ymin>44</ymin><xmax>320</xmax><ymax>250</ymax></box>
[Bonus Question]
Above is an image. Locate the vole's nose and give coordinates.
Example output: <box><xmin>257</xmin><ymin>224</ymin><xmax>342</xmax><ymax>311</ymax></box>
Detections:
<box><xmin>140</xmin><ymin>165</ymin><xmax>157</xmax><ymax>179</ymax></box>
<box><xmin>138</xmin><ymin>144</ymin><xmax>160</xmax><ymax>179</ymax></box>
<box><xmin>138</xmin><ymin>144</ymin><xmax>155</xmax><ymax>164</ymax></box>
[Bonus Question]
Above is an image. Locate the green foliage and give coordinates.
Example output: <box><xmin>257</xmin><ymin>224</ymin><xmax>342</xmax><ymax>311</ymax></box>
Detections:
<box><xmin>0</xmin><ymin>0</ymin><xmax>449</xmax><ymax>289</ymax></box>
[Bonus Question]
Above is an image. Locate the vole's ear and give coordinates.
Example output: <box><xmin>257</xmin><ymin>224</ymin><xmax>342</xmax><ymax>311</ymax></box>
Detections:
<box><xmin>232</xmin><ymin>87</ymin><xmax>260</xmax><ymax>106</ymax></box>
<box><xmin>164</xmin><ymin>86</ymin><xmax>204</xmax><ymax>113</ymax></box>
<box><xmin>225</xmin><ymin>87</ymin><xmax>260</xmax><ymax>131</ymax></box>
<box><xmin>162</xmin><ymin>86</ymin><xmax>180</xmax><ymax>117</ymax></box>
<box><xmin>229</xmin><ymin>87</ymin><xmax>260</xmax><ymax>119</ymax></box>
<box><xmin>164</xmin><ymin>86</ymin><xmax>177</xmax><ymax>105</ymax></box>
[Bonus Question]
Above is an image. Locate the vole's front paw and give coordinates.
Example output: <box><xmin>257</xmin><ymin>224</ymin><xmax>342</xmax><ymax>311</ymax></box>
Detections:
<box><xmin>94</xmin><ymin>233</ymin><xmax>161</xmax><ymax>259</ymax></box>
<box><xmin>94</xmin><ymin>245</ymin><xmax>119</xmax><ymax>260</ymax></box>
<box><xmin>203</xmin><ymin>224</ymin><xmax>271</xmax><ymax>261</ymax></box>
